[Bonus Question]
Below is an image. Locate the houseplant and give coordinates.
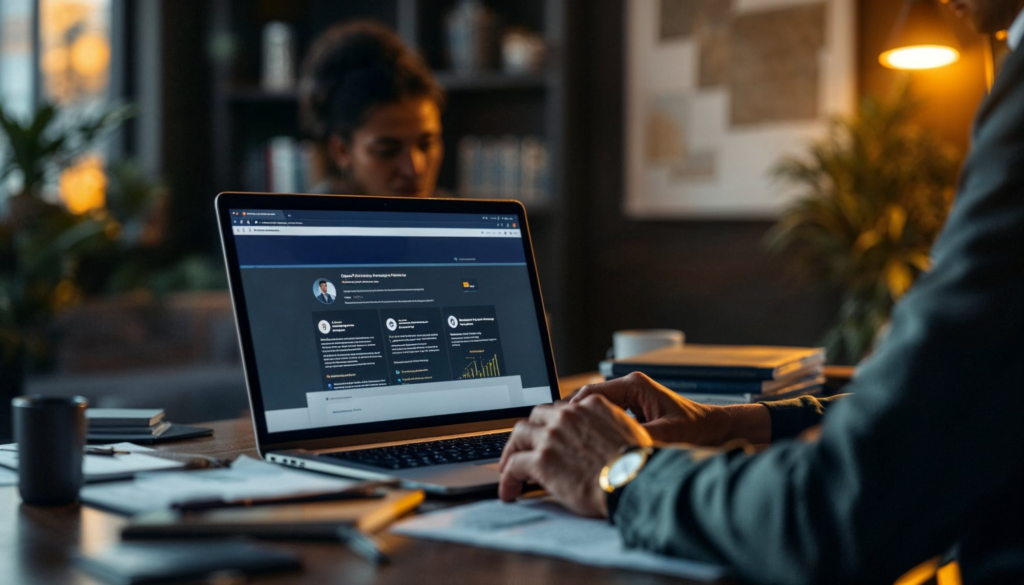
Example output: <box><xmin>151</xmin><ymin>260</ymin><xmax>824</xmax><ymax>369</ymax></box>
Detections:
<box><xmin>0</xmin><ymin>100</ymin><xmax>133</xmax><ymax>439</ymax></box>
<box><xmin>766</xmin><ymin>83</ymin><xmax>961</xmax><ymax>364</ymax></box>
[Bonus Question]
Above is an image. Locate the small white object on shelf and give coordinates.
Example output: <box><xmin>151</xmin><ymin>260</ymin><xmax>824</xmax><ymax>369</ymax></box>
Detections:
<box><xmin>262</xmin><ymin>22</ymin><xmax>295</xmax><ymax>91</ymax></box>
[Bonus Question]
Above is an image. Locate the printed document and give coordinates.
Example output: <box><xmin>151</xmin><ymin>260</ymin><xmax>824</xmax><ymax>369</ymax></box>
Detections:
<box><xmin>0</xmin><ymin>442</ymin><xmax>183</xmax><ymax>482</ymax></box>
<box><xmin>393</xmin><ymin>499</ymin><xmax>727</xmax><ymax>581</ymax></box>
<box><xmin>80</xmin><ymin>455</ymin><xmax>360</xmax><ymax>514</ymax></box>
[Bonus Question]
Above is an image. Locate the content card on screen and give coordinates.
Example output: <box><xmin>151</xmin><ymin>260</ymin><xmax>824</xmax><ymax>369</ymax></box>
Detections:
<box><xmin>228</xmin><ymin>209</ymin><xmax>554</xmax><ymax>434</ymax></box>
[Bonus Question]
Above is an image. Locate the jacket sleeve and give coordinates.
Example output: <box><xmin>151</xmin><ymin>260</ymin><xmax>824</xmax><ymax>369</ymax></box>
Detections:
<box><xmin>612</xmin><ymin>52</ymin><xmax>1024</xmax><ymax>584</ymax></box>
<box><xmin>762</xmin><ymin>395</ymin><xmax>842</xmax><ymax>441</ymax></box>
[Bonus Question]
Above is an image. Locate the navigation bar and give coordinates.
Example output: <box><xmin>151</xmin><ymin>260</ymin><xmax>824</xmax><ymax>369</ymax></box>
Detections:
<box><xmin>232</xmin><ymin>226</ymin><xmax>523</xmax><ymax>238</ymax></box>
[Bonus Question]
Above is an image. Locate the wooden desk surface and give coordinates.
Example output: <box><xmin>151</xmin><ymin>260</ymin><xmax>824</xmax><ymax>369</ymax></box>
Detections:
<box><xmin>1</xmin><ymin>373</ymin><xmax>730</xmax><ymax>585</ymax></box>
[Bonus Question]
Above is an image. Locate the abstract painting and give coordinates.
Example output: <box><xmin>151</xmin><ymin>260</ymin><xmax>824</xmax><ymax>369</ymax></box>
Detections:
<box><xmin>625</xmin><ymin>0</ymin><xmax>856</xmax><ymax>218</ymax></box>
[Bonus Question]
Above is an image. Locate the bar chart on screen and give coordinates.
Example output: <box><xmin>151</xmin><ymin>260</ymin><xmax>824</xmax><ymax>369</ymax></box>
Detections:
<box><xmin>460</xmin><ymin>353</ymin><xmax>502</xmax><ymax>379</ymax></box>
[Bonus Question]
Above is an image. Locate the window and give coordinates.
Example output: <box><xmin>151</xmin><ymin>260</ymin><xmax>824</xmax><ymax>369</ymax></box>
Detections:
<box><xmin>0</xmin><ymin>0</ymin><xmax>34</xmax><ymax>119</ymax></box>
<box><xmin>39</xmin><ymin>0</ymin><xmax>111</xmax><ymax>107</ymax></box>
<box><xmin>0</xmin><ymin>0</ymin><xmax>113</xmax><ymax>213</ymax></box>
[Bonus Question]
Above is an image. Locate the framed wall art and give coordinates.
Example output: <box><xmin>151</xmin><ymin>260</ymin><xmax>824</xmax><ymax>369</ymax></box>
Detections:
<box><xmin>625</xmin><ymin>0</ymin><xmax>856</xmax><ymax>218</ymax></box>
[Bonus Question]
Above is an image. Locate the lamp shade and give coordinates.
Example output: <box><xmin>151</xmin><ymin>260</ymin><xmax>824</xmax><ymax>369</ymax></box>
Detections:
<box><xmin>880</xmin><ymin>0</ymin><xmax>962</xmax><ymax>70</ymax></box>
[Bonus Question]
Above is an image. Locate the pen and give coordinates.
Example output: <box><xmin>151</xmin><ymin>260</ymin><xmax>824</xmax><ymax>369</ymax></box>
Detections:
<box><xmin>337</xmin><ymin>525</ymin><xmax>390</xmax><ymax>565</ymax></box>
<box><xmin>170</xmin><ymin>485</ymin><xmax>388</xmax><ymax>512</ymax></box>
<box><xmin>84</xmin><ymin>447</ymin><xmax>132</xmax><ymax>457</ymax></box>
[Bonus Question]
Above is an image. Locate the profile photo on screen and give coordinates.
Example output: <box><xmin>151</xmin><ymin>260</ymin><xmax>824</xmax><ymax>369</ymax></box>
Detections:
<box><xmin>313</xmin><ymin>279</ymin><xmax>336</xmax><ymax>304</ymax></box>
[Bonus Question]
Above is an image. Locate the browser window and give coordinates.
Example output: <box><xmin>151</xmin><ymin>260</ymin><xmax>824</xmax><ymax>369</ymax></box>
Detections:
<box><xmin>229</xmin><ymin>209</ymin><xmax>553</xmax><ymax>433</ymax></box>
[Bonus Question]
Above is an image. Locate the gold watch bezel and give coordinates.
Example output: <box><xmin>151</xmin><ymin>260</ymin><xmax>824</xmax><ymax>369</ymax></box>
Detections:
<box><xmin>599</xmin><ymin>445</ymin><xmax>654</xmax><ymax>493</ymax></box>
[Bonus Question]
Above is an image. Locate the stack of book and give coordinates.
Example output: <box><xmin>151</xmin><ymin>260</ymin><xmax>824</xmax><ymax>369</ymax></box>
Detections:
<box><xmin>598</xmin><ymin>345</ymin><xmax>826</xmax><ymax>405</ymax></box>
<box><xmin>86</xmin><ymin>408</ymin><xmax>171</xmax><ymax>442</ymax></box>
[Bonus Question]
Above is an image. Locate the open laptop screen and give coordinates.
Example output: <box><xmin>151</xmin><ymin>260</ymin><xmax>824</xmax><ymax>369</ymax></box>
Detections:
<box><xmin>225</xmin><ymin>204</ymin><xmax>556</xmax><ymax>437</ymax></box>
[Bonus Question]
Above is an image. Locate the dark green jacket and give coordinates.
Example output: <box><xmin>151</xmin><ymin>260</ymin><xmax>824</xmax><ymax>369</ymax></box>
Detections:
<box><xmin>612</xmin><ymin>46</ymin><xmax>1024</xmax><ymax>585</ymax></box>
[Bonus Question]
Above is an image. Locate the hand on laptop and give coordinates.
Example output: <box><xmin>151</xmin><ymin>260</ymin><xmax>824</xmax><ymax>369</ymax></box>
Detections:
<box><xmin>497</xmin><ymin>395</ymin><xmax>652</xmax><ymax>517</ymax></box>
<box><xmin>570</xmin><ymin>372</ymin><xmax>771</xmax><ymax>446</ymax></box>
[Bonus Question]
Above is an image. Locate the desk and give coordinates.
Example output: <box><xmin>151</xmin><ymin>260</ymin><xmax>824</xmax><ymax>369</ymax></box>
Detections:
<box><xmin>2</xmin><ymin>389</ymin><xmax>731</xmax><ymax>585</ymax></box>
<box><xmin>3</xmin><ymin>371</ymin><xmax>853</xmax><ymax>584</ymax></box>
<box><xmin>0</xmin><ymin>370</ymin><xmax>856</xmax><ymax>585</ymax></box>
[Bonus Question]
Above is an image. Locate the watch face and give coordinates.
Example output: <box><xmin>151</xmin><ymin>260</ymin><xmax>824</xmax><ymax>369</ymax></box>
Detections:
<box><xmin>608</xmin><ymin>451</ymin><xmax>646</xmax><ymax>488</ymax></box>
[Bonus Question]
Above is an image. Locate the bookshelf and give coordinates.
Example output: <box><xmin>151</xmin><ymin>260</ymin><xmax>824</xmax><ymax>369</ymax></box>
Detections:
<box><xmin>207</xmin><ymin>0</ymin><xmax>581</xmax><ymax>370</ymax></box>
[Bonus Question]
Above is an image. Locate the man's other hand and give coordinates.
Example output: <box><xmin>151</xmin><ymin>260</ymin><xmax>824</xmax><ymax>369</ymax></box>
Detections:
<box><xmin>497</xmin><ymin>395</ymin><xmax>652</xmax><ymax>517</ymax></box>
<box><xmin>570</xmin><ymin>372</ymin><xmax>771</xmax><ymax>446</ymax></box>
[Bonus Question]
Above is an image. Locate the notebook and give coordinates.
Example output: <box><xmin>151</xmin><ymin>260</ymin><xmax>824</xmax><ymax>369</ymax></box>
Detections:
<box><xmin>86</xmin><ymin>409</ymin><xmax>165</xmax><ymax>427</ymax></box>
<box><xmin>603</xmin><ymin>344</ymin><xmax>825</xmax><ymax>380</ymax></box>
<box><xmin>122</xmin><ymin>489</ymin><xmax>424</xmax><ymax>539</ymax></box>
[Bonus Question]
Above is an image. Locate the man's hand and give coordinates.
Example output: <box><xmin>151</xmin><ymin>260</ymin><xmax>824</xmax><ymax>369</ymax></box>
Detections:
<box><xmin>571</xmin><ymin>372</ymin><xmax>771</xmax><ymax>446</ymax></box>
<box><xmin>497</xmin><ymin>394</ymin><xmax>652</xmax><ymax>517</ymax></box>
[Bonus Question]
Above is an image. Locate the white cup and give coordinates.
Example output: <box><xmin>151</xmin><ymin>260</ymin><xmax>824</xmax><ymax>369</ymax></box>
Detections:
<box><xmin>611</xmin><ymin>329</ymin><xmax>685</xmax><ymax>360</ymax></box>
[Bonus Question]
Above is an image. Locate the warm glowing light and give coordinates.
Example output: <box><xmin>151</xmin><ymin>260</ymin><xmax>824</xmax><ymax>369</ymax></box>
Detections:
<box><xmin>40</xmin><ymin>0</ymin><xmax>111</xmax><ymax>103</ymax></box>
<box><xmin>879</xmin><ymin>45</ymin><xmax>960</xmax><ymax>70</ymax></box>
<box><xmin>71</xmin><ymin>33</ymin><xmax>110</xmax><ymax>77</ymax></box>
<box><xmin>995</xmin><ymin>30</ymin><xmax>1009</xmax><ymax>41</ymax></box>
<box><xmin>60</xmin><ymin>155</ymin><xmax>107</xmax><ymax>214</ymax></box>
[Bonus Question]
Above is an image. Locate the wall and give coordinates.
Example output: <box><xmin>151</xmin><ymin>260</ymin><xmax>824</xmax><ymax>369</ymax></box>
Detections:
<box><xmin>558</xmin><ymin>0</ymin><xmax>984</xmax><ymax>374</ymax></box>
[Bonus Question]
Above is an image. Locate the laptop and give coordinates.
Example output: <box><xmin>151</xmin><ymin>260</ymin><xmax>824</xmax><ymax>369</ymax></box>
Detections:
<box><xmin>216</xmin><ymin>192</ymin><xmax>560</xmax><ymax>494</ymax></box>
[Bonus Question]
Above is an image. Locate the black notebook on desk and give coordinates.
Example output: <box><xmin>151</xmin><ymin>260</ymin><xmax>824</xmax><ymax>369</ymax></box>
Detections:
<box><xmin>76</xmin><ymin>540</ymin><xmax>301</xmax><ymax>584</ymax></box>
<box><xmin>87</xmin><ymin>424</ymin><xmax>213</xmax><ymax>444</ymax></box>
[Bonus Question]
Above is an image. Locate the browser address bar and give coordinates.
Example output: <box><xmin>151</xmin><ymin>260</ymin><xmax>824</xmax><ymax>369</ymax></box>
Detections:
<box><xmin>232</xmin><ymin>226</ymin><xmax>522</xmax><ymax>238</ymax></box>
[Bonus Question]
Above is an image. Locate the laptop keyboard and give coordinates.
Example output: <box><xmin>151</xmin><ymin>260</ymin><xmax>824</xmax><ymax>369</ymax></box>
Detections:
<box><xmin>324</xmin><ymin>432</ymin><xmax>511</xmax><ymax>470</ymax></box>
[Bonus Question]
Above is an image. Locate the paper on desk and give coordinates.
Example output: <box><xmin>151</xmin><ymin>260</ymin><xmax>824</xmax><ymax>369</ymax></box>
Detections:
<box><xmin>0</xmin><ymin>442</ymin><xmax>184</xmax><ymax>482</ymax></box>
<box><xmin>393</xmin><ymin>499</ymin><xmax>728</xmax><ymax>581</ymax></box>
<box><xmin>80</xmin><ymin>455</ymin><xmax>361</xmax><ymax>515</ymax></box>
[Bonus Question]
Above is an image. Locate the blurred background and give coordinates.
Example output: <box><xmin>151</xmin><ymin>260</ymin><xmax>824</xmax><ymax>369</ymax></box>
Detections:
<box><xmin>0</xmin><ymin>0</ymin><xmax>996</xmax><ymax>425</ymax></box>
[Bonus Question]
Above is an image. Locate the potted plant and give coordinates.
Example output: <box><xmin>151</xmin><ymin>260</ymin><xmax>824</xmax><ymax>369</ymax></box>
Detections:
<box><xmin>767</xmin><ymin>83</ymin><xmax>961</xmax><ymax>365</ymax></box>
<box><xmin>0</xmin><ymin>101</ymin><xmax>133</xmax><ymax>440</ymax></box>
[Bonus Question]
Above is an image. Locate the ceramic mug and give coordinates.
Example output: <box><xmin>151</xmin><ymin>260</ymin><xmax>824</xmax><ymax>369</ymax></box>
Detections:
<box><xmin>610</xmin><ymin>329</ymin><xmax>685</xmax><ymax>360</ymax></box>
<box><xmin>13</xmin><ymin>395</ymin><xmax>88</xmax><ymax>505</ymax></box>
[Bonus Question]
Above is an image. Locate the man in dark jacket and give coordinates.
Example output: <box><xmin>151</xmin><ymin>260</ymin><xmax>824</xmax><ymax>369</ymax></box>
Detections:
<box><xmin>498</xmin><ymin>1</ymin><xmax>1024</xmax><ymax>582</ymax></box>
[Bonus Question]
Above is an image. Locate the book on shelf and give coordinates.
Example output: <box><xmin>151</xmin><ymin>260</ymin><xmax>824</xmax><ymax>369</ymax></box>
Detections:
<box><xmin>243</xmin><ymin>137</ymin><xmax>315</xmax><ymax>194</ymax></box>
<box><xmin>602</xmin><ymin>344</ymin><xmax>826</xmax><ymax>381</ymax></box>
<box><xmin>457</xmin><ymin>135</ymin><xmax>549</xmax><ymax>205</ymax></box>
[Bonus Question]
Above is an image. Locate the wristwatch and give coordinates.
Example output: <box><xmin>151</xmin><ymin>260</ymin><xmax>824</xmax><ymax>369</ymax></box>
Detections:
<box><xmin>599</xmin><ymin>445</ymin><xmax>657</xmax><ymax>516</ymax></box>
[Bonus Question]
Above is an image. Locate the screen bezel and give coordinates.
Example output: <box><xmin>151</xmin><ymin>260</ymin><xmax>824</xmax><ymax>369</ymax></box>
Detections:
<box><xmin>215</xmin><ymin>192</ymin><xmax>560</xmax><ymax>453</ymax></box>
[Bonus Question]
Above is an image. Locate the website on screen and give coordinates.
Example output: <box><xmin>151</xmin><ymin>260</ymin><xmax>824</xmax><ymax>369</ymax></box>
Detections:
<box><xmin>229</xmin><ymin>209</ymin><xmax>553</xmax><ymax>433</ymax></box>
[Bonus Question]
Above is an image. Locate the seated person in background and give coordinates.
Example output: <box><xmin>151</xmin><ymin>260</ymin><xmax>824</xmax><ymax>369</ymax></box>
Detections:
<box><xmin>498</xmin><ymin>1</ymin><xmax>1024</xmax><ymax>583</ymax></box>
<box><xmin>300</xmin><ymin>21</ymin><xmax>446</xmax><ymax>198</ymax></box>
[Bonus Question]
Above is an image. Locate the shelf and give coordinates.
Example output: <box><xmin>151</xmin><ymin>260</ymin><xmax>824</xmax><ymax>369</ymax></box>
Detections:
<box><xmin>435</xmin><ymin>71</ymin><xmax>550</xmax><ymax>91</ymax></box>
<box><xmin>219</xmin><ymin>71</ymin><xmax>550</xmax><ymax>105</ymax></box>
<box><xmin>222</xmin><ymin>86</ymin><xmax>300</xmax><ymax>104</ymax></box>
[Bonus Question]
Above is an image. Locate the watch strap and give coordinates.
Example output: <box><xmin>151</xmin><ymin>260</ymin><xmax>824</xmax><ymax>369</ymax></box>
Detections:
<box><xmin>606</xmin><ymin>447</ymin><xmax>659</xmax><ymax>524</ymax></box>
